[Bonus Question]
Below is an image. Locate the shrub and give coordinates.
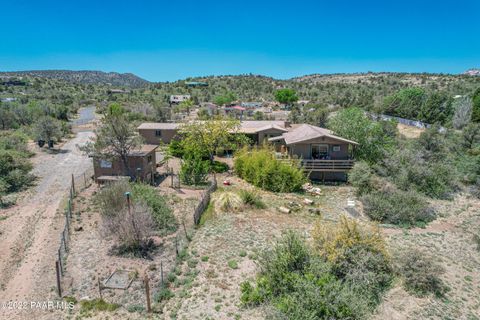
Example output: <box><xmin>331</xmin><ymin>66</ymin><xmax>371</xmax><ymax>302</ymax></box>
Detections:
<box><xmin>215</xmin><ymin>191</ymin><xmax>242</xmax><ymax>212</ymax></box>
<box><xmin>234</xmin><ymin>147</ymin><xmax>306</xmax><ymax>193</ymax></box>
<box><xmin>0</xmin><ymin>150</ymin><xmax>34</xmax><ymax>192</ymax></box>
<box><xmin>396</xmin><ymin>249</ymin><xmax>448</xmax><ymax>297</ymax></box>
<box><xmin>238</xmin><ymin>189</ymin><xmax>265</xmax><ymax>209</ymax></box>
<box><xmin>94</xmin><ymin>180</ymin><xmax>130</xmax><ymax>217</ymax></box>
<box><xmin>313</xmin><ymin>216</ymin><xmax>393</xmax><ymax>302</ymax></box>
<box><xmin>167</xmin><ymin>139</ymin><xmax>185</xmax><ymax>158</ymax></box>
<box><xmin>103</xmin><ymin>201</ymin><xmax>156</xmax><ymax>258</ymax></box>
<box><xmin>80</xmin><ymin>299</ymin><xmax>119</xmax><ymax>313</ymax></box>
<box><xmin>210</xmin><ymin>160</ymin><xmax>229</xmax><ymax>173</ymax></box>
<box><xmin>241</xmin><ymin>230</ymin><xmax>382</xmax><ymax>319</ymax></box>
<box><xmin>131</xmin><ymin>183</ymin><xmax>176</xmax><ymax>232</ymax></box>
<box><xmin>180</xmin><ymin>153</ymin><xmax>210</xmax><ymax>185</ymax></box>
<box><xmin>349</xmin><ymin>161</ymin><xmax>376</xmax><ymax>196</ymax></box>
<box><xmin>228</xmin><ymin>259</ymin><xmax>239</xmax><ymax>269</ymax></box>
<box><xmin>362</xmin><ymin>188</ymin><xmax>435</xmax><ymax>226</ymax></box>
<box><xmin>154</xmin><ymin>285</ymin><xmax>174</xmax><ymax>302</ymax></box>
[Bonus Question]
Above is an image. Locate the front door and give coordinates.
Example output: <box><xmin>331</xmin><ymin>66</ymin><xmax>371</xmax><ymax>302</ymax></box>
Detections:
<box><xmin>311</xmin><ymin>144</ymin><xmax>329</xmax><ymax>159</ymax></box>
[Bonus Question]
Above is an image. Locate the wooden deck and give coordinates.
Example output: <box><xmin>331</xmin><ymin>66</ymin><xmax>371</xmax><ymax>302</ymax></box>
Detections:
<box><xmin>280</xmin><ymin>159</ymin><xmax>355</xmax><ymax>172</ymax></box>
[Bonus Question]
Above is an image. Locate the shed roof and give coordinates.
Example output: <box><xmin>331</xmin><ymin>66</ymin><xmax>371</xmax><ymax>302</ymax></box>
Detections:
<box><xmin>138</xmin><ymin>123</ymin><xmax>179</xmax><ymax>130</ymax></box>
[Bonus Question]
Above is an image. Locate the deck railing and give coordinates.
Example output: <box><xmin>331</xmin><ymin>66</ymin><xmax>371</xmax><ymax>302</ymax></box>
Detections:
<box><xmin>279</xmin><ymin>159</ymin><xmax>355</xmax><ymax>171</ymax></box>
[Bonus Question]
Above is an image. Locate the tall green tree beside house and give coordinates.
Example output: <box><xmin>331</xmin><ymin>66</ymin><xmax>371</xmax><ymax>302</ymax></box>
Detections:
<box><xmin>328</xmin><ymin>107</ymin><xmax>397</xmax><ymax>164</ymax></box>
<box><xmin>81</xmin><ymin>103</ymin><xmax>143</xmax><ymax>178</ymax></box>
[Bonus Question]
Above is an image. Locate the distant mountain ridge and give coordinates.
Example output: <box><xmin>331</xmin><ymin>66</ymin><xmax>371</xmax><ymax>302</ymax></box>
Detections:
<box><xmin>0</xmin><ymin>70</ymin><xmax>150</xmax><ymax>88</ymax></box>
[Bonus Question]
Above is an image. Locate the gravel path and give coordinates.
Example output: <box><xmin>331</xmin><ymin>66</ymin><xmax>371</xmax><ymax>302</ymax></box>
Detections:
<box><xmin>0</xmin><ymin>130</ymin><xmax>94</xmax><ymax>319</ymax></box>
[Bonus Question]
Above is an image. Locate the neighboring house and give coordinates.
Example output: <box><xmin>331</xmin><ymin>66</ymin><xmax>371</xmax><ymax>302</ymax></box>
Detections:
<box><xmin>138</xmin><ymin>122</ymin><xmax>180</xmax><ymax>144</ymax></box>
<box><xmin>269</xmin><ymin>124</ymin><xmax>358</xmax><ymax>181</ymax></box>
<box><xmin>241</xmin><ymin>102</ymin><xmax>263</xmax><ymax>109</ymax></box>
<box><xmin>137</xmin><ymin>120</ymin><xmax>289</xmax><ymax>146</ymax></box>
<box><xmin>93</xmin><ymin>144</ymin><xmax>158</xmax><ymax>183</ymax></box>
<box><xmin>169</xmin><ymin>95</ymin><xmax>191</xmax><ymax>104</ymax></box>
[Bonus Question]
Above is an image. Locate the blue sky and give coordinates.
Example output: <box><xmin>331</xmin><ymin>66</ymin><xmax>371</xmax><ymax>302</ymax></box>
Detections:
<box><xmin>1</xmin><ymin>0</ymin><xmax>479</xmax><ymax>81</ymax></box>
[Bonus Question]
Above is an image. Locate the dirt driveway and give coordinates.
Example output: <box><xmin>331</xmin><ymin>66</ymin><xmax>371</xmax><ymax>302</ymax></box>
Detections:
<box><xmin>0</xmin><ymin>130</ymin><xmax>94</xmax><ymax>319</ymax></box>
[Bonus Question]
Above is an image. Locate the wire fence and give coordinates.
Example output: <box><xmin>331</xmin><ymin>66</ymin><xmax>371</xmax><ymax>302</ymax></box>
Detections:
<box><xmin>55</xmin><ymin>167</ymin><xmax>94</xmax><ymax>297</ymax></box>
<box><xmin>193</xmin><ymin>178</ymin><xmax>218</xmax><ymax>225</ymax></box>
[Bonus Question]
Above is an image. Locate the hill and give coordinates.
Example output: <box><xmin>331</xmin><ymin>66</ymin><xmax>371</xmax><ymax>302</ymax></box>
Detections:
<box><xmin>0</xmin><ymin>70</ymin><xmax>150</xmax><ymax>88</ymax></box>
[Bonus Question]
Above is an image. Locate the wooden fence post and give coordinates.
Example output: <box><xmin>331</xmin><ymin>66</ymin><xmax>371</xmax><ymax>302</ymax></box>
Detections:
<box><xmin>175</xmin><ymin>236</ymin><xmax>179</xmax><ymax>256</ymax></box>
<box><xmin>144</xmin><ymin>274</ymin><xmax>152</xmax><ymax>313</ymax></box>
<box><xmin>97</xmin><ymin>274</ymin><xmax>103</xmax><ymax>300</ymax></box>
<box><xmin>71</xmin><ymin>173</ymin><xmax>75</xmax><ymax>196</ymax></box>
<box><xmin>160</xmin><ymin>262</ymin><xmax>164</xmax><ymax>286</ymax></box>
<box><xmin>58</xmin><ymin>249</ymin><xmax>63</xmax><ymax>276</ymax></box>
<box><xmin>56</xmin><ymin>261</ymin><xmax>62</xmax><ymax>297</ymax></box>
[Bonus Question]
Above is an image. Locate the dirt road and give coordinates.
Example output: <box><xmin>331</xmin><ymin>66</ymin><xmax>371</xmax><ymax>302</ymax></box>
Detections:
<box><xmin>0</xmin><ymin>130</ymin><xmax>94</xmax><ymax>319</ymax></box>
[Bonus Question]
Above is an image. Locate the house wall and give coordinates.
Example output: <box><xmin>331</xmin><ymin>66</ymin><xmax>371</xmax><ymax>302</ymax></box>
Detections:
<box><xmin>288</xmin><ymin>138</ymin><xmax>350</xmax><ymax>160</ymax></box>
<box><xmin>93</xmin><ymin>151</ymin><xmax>156</xmax><ymax>183</ymax></box>
<box><xmin>257</xmin><ymin>128</ymin><xmax>286</xmax><ymax>144</ymax></box>
<box><xmin>139</xmin><ymin>129</ymin><xmax>179</xmax><ymax>144</ymax></box>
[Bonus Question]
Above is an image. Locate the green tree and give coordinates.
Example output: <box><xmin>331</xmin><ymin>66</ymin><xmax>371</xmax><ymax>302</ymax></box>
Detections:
<box><xmin>81</xmin><ymin>103</ymin><xmax>143</xmax><ymax>177</ymax></box>
<box><xmin>328</xmin><ymin>107</ymin><xmax>397</xmax><ymax>164</ymax></box>
<box><xmin>33</xmin><ymin>116</ymin><xmax>62</xmax><ymax>146</ymax></box>
<box><xmin>214</xmin><ymin>92</ymin><xmax>236</xmax><ymax>106</ymax></box>
<box><xmin>472</xmin><ymin>88</ymin><xmax>480</xmax><ymax>123</ymax></box>
<box><xmin>179</xmin><ymin>117</ymin><xmax>248</xmax><ymax>164</ymax></box>
<box><xmin>382</xmin><ymin>87</ymin><xmax>426</xmax><ymax>119</ymax></box>
<box><xmin>275</xmin><ymin>88</ymin><xmax>298</xmax><ymax>108</ymax></box>
<box><xmin>418</xmin><ymin>92</ymin><xmax>453</xmax><ymax>124</ymax></box>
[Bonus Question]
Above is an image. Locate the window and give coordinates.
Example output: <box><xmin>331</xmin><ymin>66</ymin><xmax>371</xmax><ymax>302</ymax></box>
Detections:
<box><xmin>332</xmin><ymin>145</ymin><xmax>341</xmax><ymax>152</ymax></box>
<box><xmin>155</xmin><ymin>130</ymin><xmax>162</xmax><ymax>137</ymax></box>
<box><xmin>100</xmin><ymin>160</ymin><xmax>112</xmax><ymax>168</ymax></box>
<box><xmin>147</xmin><ymin>155</ymin><xmax>153</xmax><ymax>163</ymax></box>
<box><xmin>311</xmin><ymin>144</ymin><xmax>329</xmax><ymax>159</ymax></box>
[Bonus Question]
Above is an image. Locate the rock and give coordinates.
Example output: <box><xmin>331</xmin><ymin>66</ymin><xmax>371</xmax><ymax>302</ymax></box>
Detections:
<box><xmin>278</xmin><ymin>206</ymin><xmax>291</xmax><ymax>214</ymax></box>
<box><xmin>308</xmin><ymin>208</ymin><xmax>321</xmax><ymax>215</ymax></box>
<box><xmin>74</xmin><ymin>226</ymin><xmax>83</xmax><ymax>232</ymax></box>
<box><xmin>303</xmin><ymin>198</ymin><xmax>314</xmax><ymax>205</ymax></box>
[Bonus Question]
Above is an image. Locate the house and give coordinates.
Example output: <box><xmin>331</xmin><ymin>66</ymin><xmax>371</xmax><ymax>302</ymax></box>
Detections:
<box><xmin>137</xmin><ymin>120</ymin><xmax>290</xmax><ymax>146</ymax></box>
<box><xmin>138</xmin><ymin>123</ymin><xmax>180</xmax><ymax>144</ymax></box>
<box><xmin>169</xmin><ymin>95</ymin><xmax>191</xmax><ymax>104</ymax></box>
<box><xmin>269</xmin><ymin>124</ymin><xmax>358</xmax><ymax>181</ymax></box>
<box><xmin>93</xmin><ymin>144</ymin><xmax>158</xmax><ymax>183</ymax></box>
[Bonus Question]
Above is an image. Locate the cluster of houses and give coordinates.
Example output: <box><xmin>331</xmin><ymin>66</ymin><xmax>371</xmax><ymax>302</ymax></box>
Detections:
<box><xmin>93</xmin><ymin>120</ymin><xmax>358</xmax><ymax>183</ymax></box>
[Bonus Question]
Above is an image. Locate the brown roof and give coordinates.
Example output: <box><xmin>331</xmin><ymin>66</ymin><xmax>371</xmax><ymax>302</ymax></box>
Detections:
<box><xmin>129</xmin><ymin>144</ymin><xmax>158</xmax><ymax>156</ymax></box>
<box><xmin>138</xmin><ymin>123</ymin><xmax>179</xmax><ymax>130</ymax></box>
<box><xmin>239</xmin><ymin>121</ymin><xmax>288</xmax><ymax>134</ymax></box>
<box><xmin>269</xmin><ymin>124</ymin><xmax>358</xmax><ymax>145</ymax></box>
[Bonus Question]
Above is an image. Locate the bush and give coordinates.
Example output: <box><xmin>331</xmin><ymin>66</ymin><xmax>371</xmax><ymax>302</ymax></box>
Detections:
<box><xmin>349</xmin><ymin>161</ymin><xmax>376</xmax><ymax>196</ymax></box>
<box><xmin>396</xmin><ymin>249</ymin><xmax>448</xmax><ymax>297</ymax></box>
<box><xmin>362</xmin><ymin>188</ymin><xmax>435</xmax><ymax>227</ymax></box>
<box><xmin>180</xmin><ymin>153</ymin><xmax>210</xmax><ymax>185</ymax></box>
<box><xmin>210</xmin><ymin>160</ymin><xmax>229</xmax><ymax>173</ymax></box>
<box><xmin>238</xmin><ymin>189</ymin><xmax>265</xmax><ymax>208</ymax></box>
<box><xmin>168</xmin><ymin>139</ymin><xmax>185</xmax><ymax>158</ymax></box>
<box><xmin>154</xmin><ymin>285</ymin><xmax>174</xmax><ymax>302</ymax></box>
<box><xmin>215</xmin><ymin>191</ymin><xmax>242</xmax><ymax>212</ymax></box>
<box><xmin>234</xmin><ymin>147</ymin><xmax>306</xmax><ymax>193</ymax></box>
<box><xmin>313</xmin><ymin>216</ymin><xmax>393</xmax><ymax>302</ymax></box>
<box><xmin>241</xmin><ymin>230</ymin><xmax>386</xmax><ymax>319</ymax></box>
<box><xmin>131</xmin><ymin>183</ymin><xmax>176</xmax><ymax>232</ymax></box>
<box><xmin>0</xmin><ymin>150</ymin><xmax>34</xmax><ymax>192</ymax></box>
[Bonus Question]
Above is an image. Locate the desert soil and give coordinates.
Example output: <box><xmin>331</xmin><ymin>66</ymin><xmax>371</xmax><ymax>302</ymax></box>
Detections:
<box><xmin>0</xmin><ymin>123</ymin><xmax>94</xmax><ymax>319</ymax></box>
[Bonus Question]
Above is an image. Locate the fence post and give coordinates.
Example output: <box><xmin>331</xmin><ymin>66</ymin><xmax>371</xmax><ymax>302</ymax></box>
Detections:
<box><xmin>175</xmin><ymin>236</ymin><xmax>179</xmax><ymax>256</ymax></box>
<box><xmin>55</xmin><ymin>261</ymin><xmax>62</xmax><ymax>297</ymax></box>
<box><xmin>58</xmin><ymin>249</ymin><xmax>63</xmax><ymax>276</ymax></box>
<box><xmin>97</xmin><ymin>274</ymin><xmax>103</xmax><ymax>300</ymax></box>
<box><xmin>160</xmin><ymin>262</ymin><xmax>164</xmax><ymax>286</ymax></box>
<box><xmin>144</xmin><ymin>274</ymin><xmax>152</xmax><ymax>313</ymax></box>
<box><xmin>62</xmin><ymin>231</ymin><xmax>67</xmax><ymax>252</ymax></box>
<box><xmin>71</xmin><ymin>174</ymin><xmax>75</xmax><ymax>196</ymax></box>
<box><xmin>84</xmin><ymin>172</ymin><xmax>87</xmax><ymax>188</ymax></box>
